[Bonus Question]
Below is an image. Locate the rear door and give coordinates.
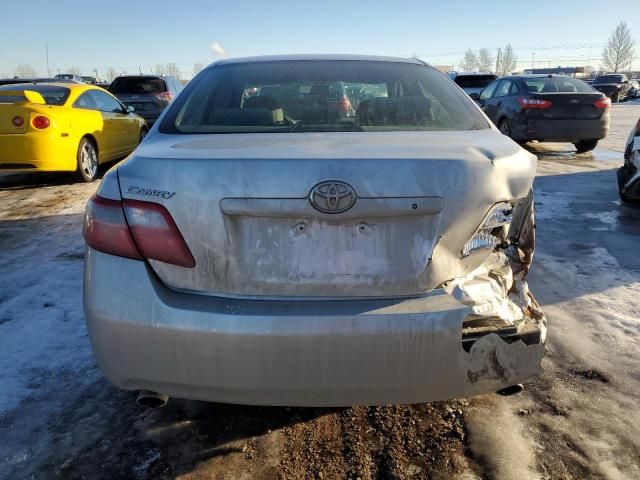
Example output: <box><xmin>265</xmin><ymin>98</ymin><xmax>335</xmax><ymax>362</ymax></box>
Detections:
<box><xmin>481</xmin><ymin>80</ymin><xmax>508</xmax><ymax>122</ymax></box>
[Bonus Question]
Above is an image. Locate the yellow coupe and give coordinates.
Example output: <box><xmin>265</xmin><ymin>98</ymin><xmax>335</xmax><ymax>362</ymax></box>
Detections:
<box><xmin>0</xmin><ymin>82</ymin><xmax>147</xmax><ymax>182</ymax></box>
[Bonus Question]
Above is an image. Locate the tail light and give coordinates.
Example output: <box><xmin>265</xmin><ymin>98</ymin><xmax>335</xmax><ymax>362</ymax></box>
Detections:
<box><xmin>594</xmin><ymin>97</ymin><xmax>611</xmax><ymax>109</ymax></box>
<box><xmin>32</xmin><ymin>115</ymin><xmax>50</xmax><ymax>129</ymax></box>
<box><xmin>12</xmin><ymin>116</ymin><xmax>24</xmax><ymax>127</ymax></box>
<box><xmin>84</xmin><ymin>195</ymin><xmax>195</xmax><ymax>268</ymax></box>
<box><xmin>517</xmin><ymin>98</ymin><xmax>553</xmax><ymax>109</ymax></box>
<box><xmin>155</xmin><ymin>91</ymin><xmax>173</xmax><ymax>102</ymax></box>
<box><xmin>462</xmin><ymin>202</ymin><xmax>513</xmax><ymax>257</ymax></box>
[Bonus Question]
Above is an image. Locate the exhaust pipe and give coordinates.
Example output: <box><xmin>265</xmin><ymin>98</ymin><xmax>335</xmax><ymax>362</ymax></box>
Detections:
<box><xmin>136</xmin><ymin>390</ymin><xmax>169</xmax><ymax>408</ymax></box>
<box><xmin>496</xmin><ymin>384</ymin><xmax>524</xmax><ymax>396</ymax></box>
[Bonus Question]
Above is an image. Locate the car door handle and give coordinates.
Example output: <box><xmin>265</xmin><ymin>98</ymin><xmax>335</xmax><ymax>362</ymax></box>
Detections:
<box><xmin>496</xmin><ymin>101</ymin><xmax>502</xmax><ymax>106</ymax></box>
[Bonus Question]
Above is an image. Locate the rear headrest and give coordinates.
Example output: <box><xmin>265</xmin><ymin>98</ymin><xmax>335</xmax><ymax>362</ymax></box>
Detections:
<box><xmin>356</xmin><ymin>96</ymin><xmax>432</xmax><ymax>126</ymax></box>
<box><xmin>243</xmin><ymin>95</ymin><xmax>280</xmax><ymax>110</ymax></box>
<box><xmin>541</xmin><ymin>83</ymin><xmax>558</xmax><ymax>93</ymax></box>
<box><xmin>209</xmin><ymin>108</ymin><xmax>284</xmax><ymax>126</ymax></box>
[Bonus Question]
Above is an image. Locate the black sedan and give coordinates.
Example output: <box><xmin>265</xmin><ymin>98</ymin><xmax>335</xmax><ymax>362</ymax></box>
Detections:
<box><xmin>592</xmin><ymin>74</ymin><xmax>632</xmax><ymax>102</ymax></box>
<box><xmin>477</xmin><ymin>75</ymin><xmax>610</xmax><ymax>153</ymax></box>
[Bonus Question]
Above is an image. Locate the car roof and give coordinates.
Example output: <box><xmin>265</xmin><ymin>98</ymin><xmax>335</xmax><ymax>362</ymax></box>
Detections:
<box><xmin>454</xmin><ymin>72</ymin><xmax>496</xmax><ymax>76</ymax></box>
<box><xmin>212</xmin><ymin>54</ymin><xmax>427</xmax><ymax>67</ymax></box>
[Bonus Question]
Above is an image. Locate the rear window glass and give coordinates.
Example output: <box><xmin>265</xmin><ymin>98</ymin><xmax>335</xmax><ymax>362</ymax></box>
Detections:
<box><xmin>0</xmin><ymin>84</ymin><xmax>70</xmax><ymax>105</ymax></box>
<box><xmin>454</xmin><ymin>75</ymin><xmax>497</xmax><ymax>89</ymax></box>
<box><xmin>160</xmin><ymin>61</ymin><xmax>489</xmax><ymax>134</ymax></box>
<box><xmin>110</xmin><ymin>77</ymin><xmax>166</xmax><ymax>94</ymax></box>
<box><xmin>594</xmin><ymin>75</ymin><xmax>623</xmax><ymax>84</ymax></box>
<box><xmin>523</xmin><ymin>77</ymin><xmax>593</xmax><ymax>93</ymax></box>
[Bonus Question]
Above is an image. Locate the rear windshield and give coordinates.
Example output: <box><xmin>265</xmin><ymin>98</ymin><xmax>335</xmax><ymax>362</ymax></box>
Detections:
<box><xmin>522</xmin><ymin>77</ymin><xmax>594</xmax><ymax>93</ymax></box>
<box><xmin>454</xmin><ymin>75</ymin><xmax>497</xmax><ymax>89</ymax></box>
<box><xmin>110</xmin><ymin>77</ymin><xmax>166</xmax><ymax>94</ymax></box>
<box><xmin>159</xmin><ymin>61</ymin><xmax>489</xmax><ymax>134</ymax></box>
<box><xmin>593</xmin><ymin>75</ymin><xmax>623</xmax><ymax>84</ymax></box>
<box><xmin>0</xmin><ymin>84</ymin><xmax>70</xmax><ymax>105</ymax></box>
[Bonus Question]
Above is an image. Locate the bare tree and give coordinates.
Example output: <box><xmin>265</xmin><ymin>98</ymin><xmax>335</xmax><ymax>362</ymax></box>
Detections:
<box><xmin>165</xmin><ymin>62</ymin><xmax>181</xmax><ymax>79</ymax></box>
<box><xmin>15</xmin><ymin>64</ymin><xmax>37</xmax><ymax>78</ymax></box>
<box><xmin>496</xmin><ymin>44</ymin><xmax>517</xmax><ymax>76</ymax></box>
<box><xmin>477</xmin><ymin>48</ymin><xmax>494</xmax><ymax>72</ymax></box>
<box><xmin>192</xmin><ymin>62</ymin><xmax>204</xmax><ymax>76</ymax></box>
<box><xmin>602</xmin><ymin>21</ymin><xmax>635</xmax><ymax>72</ymax></box>
<box><xmin>154</xmin><ymin>64</ymin><xmax>167</xmax><ymax>75</ymax></box>
<box><xmin>105</xmin><ymin>67</ymin><xmax>118</xmax><ymax>82</ymax></box>
<box><xmin>459</xmin><ymin>49</ymin><xmax>478</xmax><ymax>71</ymax></box>
<box><xmin>67</xmin><ymin>66</ymin><xmax>81</xmax><ymax>75</ymax></box>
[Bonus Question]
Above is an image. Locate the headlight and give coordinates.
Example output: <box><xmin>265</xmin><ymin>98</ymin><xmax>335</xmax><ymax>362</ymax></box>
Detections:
<box><xmin>461</xmin><ymin>202</ymin><xmax>513</xmax><ymax>257</ymax></box>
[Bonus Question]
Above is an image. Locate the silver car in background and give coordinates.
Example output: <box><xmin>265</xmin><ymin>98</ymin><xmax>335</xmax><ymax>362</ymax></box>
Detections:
<box><xmin>83</xmin><ymin>55</ymin><xmax>546</xmax><ymax>407</ymax></box>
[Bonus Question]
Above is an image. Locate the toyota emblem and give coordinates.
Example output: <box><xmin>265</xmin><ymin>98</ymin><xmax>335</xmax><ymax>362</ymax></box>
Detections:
<box><xmin>309</xmin><ymin>181</ymin><xmax>357</xmax><ymax>214</ymax></box>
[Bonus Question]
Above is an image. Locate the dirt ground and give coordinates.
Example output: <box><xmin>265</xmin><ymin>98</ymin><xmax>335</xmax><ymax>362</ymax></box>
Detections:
<box><xmin>1</xmin><ymin>102</ymin><xmax>639</xmax><ymax>480</ymax></box>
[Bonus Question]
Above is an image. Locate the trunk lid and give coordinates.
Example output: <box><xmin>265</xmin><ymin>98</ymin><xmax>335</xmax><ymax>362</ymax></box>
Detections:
<box><xmin>533</xmin><ymin>92</ymin><xmax>606</xmax><ymax>119</ymax></box>
<box><xmin>0</xmin><ymin>104</ymin><xmax>29</xmax><ymax>134</ymax></box>
<box><xmin>117</xmin><ymin>130</ymin><xmax>535</xmax><ymax>298</ymax></box>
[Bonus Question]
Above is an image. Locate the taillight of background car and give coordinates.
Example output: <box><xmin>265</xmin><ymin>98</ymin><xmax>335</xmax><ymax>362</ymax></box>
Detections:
<box><xmin>32</xmin><ymin>115</ymin><xmax>50</xmax><ymax>129</ymax></box>
<box><xmin>83</xmin><ymin>195</ymin><xmax>195</xmax><ymax>267</ymax></box>
<box><xmin>594</xmin><ymin>97</ymin><xmax>612</xmax><ymax>109</ymax></box>
<box><xmin>517</xmin><ymin>98</ymin><xmax>553</xmax><ymax>109</ymax></box>
<box><xmin>155</xmin><ymin>91</ymin><xmax>174</xmax><ymax>103</ymax></box>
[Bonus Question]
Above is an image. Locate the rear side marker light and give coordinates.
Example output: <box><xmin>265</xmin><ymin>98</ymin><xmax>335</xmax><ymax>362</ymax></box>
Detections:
<box><xmin>83</xmin><ymin>195</ymin><xmax>195</xmax><ymax>268</ymax></box>
<box><xmin>594</xmin><ymin>97</ymin><xmax>612</xmax><ymax>109</ymax></box>
<box><xmin>12</xmin><ymin>116</ymin><xmax>24</xmax><ymax>127</ymax></box>
<box><xmin>32</xmin><ymin>116</ymin><xmax>50</xmax><ymax>129</ymax></box>
<box><xmin>517</xmin><ymin>98</ymin><xmax>553</xmax><ymax>109</ymax></box>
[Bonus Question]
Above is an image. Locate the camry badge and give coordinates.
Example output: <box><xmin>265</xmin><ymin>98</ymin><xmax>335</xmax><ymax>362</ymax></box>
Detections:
<box><xmin>309</xmin><ymin>181</ymin><xmax>356</xmax><ymax>214</ymax></box>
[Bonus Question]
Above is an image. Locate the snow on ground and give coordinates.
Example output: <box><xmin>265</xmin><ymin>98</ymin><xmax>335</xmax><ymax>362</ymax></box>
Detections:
<box><xmin>1</xmin><ymin>104</ymin><xmax>639</xmax><ymax>479</ymax></box>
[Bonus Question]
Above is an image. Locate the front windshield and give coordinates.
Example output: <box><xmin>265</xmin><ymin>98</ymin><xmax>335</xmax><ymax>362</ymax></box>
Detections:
<box><xmin>159</xmin><ymin>60</ymin><xmax>489</xmax><ymax>134</ymax></box>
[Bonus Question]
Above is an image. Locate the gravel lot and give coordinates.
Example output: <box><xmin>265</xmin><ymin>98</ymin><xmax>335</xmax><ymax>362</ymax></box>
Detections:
<box><xmin>1</xmin><ymin>103</ymin><xmax>639</xmax><ymax>479</ymax></box>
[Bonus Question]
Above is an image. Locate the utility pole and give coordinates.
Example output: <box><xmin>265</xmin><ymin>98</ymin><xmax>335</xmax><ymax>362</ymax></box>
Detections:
<box><xmin>46</xmin><ymin>42</ymin><xmax>50</xmax><ymax>77</ymax></box>
<box><xmin>495</xmin><ymin>48</ymin><xmax>502</xmax><ymax>75</ymax></box>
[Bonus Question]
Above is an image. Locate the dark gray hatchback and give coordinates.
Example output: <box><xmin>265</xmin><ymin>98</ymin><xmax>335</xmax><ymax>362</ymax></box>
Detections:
<box><xmin>109</xmin><ymin>75</ymin><xmax>183</xmax><ymax>126</ymax></box>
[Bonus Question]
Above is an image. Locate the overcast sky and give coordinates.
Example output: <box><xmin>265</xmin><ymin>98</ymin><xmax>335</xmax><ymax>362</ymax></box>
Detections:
<box><xmin>1</xmin><ymin>0</ymin><xmax>638</xmax><ymax>78</ymax></box>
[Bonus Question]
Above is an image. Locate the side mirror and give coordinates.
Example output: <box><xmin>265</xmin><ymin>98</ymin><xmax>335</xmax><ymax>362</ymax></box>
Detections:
<box><xmin>126</xmin><ymin>105</ymin><xmax>135</xmax><ymax>113</ymax></box>
<box><xmin>468</xmin><ymin>92</ymin><xmax>480</xmax><ymax>100</ymax></box>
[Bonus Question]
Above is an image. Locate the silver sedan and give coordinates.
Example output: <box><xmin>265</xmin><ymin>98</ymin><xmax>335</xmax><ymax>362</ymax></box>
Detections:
<box><xmin>83</xmin><ymin>55</ymin><xmax>545</xmax><ymax>407</ymax></box>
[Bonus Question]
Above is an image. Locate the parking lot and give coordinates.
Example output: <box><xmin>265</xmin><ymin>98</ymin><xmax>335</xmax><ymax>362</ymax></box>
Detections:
<box><xmin>0</xmin><ymin>101</ymin><xmax>639</xmax><ymax>479</ymax></box>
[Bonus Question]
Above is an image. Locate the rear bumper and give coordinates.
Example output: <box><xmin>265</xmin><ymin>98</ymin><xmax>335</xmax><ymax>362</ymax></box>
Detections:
<box><xmin>0</xmin><ymin>132</ymin><xmax>76</xmax><ymax>171</ymax></box>
<box><xmin>512</xmin><ymin>117</ymin><xmax>609</xmax><ymax>142</ymax></box>
<box><xmin>84</xmin><ymin>248</ymin><xmax>545</xmax><ymax>406</ymax></box>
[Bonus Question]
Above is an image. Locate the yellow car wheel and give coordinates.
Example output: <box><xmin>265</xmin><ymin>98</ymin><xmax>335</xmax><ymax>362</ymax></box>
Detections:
<box><xmin>77</xmin><ymin>137</ymin><xmax>99</xmax><ymax>183</ymax></box>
